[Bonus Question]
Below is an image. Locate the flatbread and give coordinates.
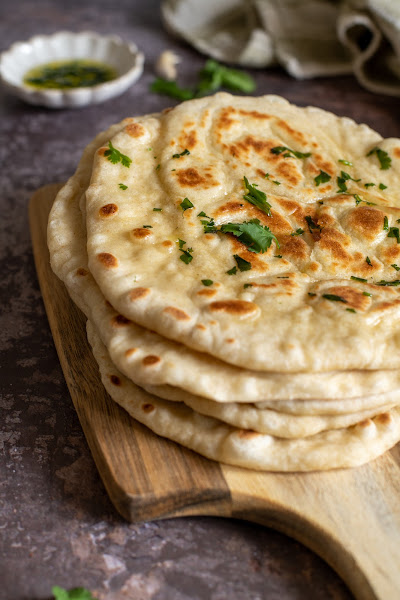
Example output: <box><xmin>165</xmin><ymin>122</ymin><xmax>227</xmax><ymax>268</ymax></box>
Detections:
<box><xmin>83</xmin><ymin>93</ymin><xmax>400</xmax><ymax>372</ymax></box>
<box><xmin>87</xmin><ymin>320</ymin><xmax>400</xmax><ymax>471</ymax></box>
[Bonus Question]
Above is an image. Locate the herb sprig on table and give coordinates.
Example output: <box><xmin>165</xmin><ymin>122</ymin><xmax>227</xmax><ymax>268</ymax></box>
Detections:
<box><xmin>52</xmin><ymin>586</ymin><xmax>97</xmax><ymax>600</ymax></box>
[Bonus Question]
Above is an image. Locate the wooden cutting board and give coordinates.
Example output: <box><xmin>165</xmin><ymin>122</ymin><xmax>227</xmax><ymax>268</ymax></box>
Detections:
<box><xmin>30</xmin><ymin>184</ymin><xmax>400</xmax><ymax>600</ymax></box>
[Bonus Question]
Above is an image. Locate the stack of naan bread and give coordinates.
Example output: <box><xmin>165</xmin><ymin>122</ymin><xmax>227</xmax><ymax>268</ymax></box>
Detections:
<box><xmin>48</xmin><ymin>93</ymin><xmax>400</xmax><ymax>471</ymax></box>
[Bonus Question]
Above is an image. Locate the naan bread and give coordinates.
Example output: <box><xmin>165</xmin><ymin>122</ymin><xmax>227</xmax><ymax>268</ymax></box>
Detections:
<box><xmin>84</xmin><ymin>93</ymin><xmax>400</xmax><ymax>372</ymax></box>
<box><xmin>87</xmin><ymin>320</ymin><xmax>400</xmax><ymax>471</ymax></box>
<box><xmin>47</xmin><ymin>124</ymin><xmax>400</xmax><ymax>404</ymax></box>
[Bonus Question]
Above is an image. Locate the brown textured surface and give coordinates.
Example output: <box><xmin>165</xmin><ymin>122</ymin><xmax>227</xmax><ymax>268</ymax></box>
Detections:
<box><xmin>3</xmin><ymin>0</ymin><xmax>399</xmax><ymax>598</ymax></box>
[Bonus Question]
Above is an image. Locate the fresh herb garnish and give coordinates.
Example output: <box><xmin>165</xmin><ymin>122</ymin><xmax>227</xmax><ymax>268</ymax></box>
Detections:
<box><xmin>180</xmin><ymin>197</ymin><xmax>194</xmax><ymax>211</ymax></box>
<box><xmin>264</xmin><ymin>173</ymin><xmax>281</xmax><ymax>185</ymax></box>
<box><xmin>308</xmin><ymin>292</ymin><xmax>317</xmax><ymax>297</ymax></box>
<box><xmin>270</xmin><ymin>146</ymin><xmax>311</xmax><ymax>159</ymax></box>
<box><xmin>104</xmin><ymin>141</ymin><xmax>132</xmax><ymax>168</ymax></box>
<box><xmin>376</xmin><ymin>279</ymin><xmax>400</xmax><ymax>286</ymax></box>
<box><xmin>234</xmin><ymin>254</ymin><xmax>252</xmax><ymax>272</ymax></box>
<box><xmin>379</xmin><ymin>183</ymin><xmax>388</xmax><ymax>190</ymax></box>
<box><xmin>52</xmin><ymin>586</ymin><xmax>97</xmax><ymax>600</ymax></box>
<box><xmin>177</xmin><ymin>239</ymin><xmax>193</xmax><ymax>264</ymax></box>
<box><xmin>367</xmin><ymin>147</ymin><xmax>392</xmax><ymax>170</ymax></box>
<box><xmin>392</xmin><ymin>264</ymin><xmax>400</xmax><ymax>271</ymax></box>
<box><xmin>346</xmin><ymin>308</ymin><xmax>356</xmax><ymax>313</ymax></box>
<box><xmin>243</xmin><ymin>176</ymin><xmax>272</xmax><ymax>216</ymax></box>
<box><xmin>220</xmin><ymin>219</ymin><xmax>279</xmax><ymax>253</ymax></box>
<box><xmin>142</xmin><ymin>225</ymin><xmax>152</xmax><ymax>228</ymax></box>
<box><xmin>197</xmin><ymin>211</ymin><xmax>216</xmax><ymax>233</ymax></box>
<box><xmin>153</xmin><ymin>208</ymin><xmax>162</xmax><ymax>211</ymax></box>
<box><xmin>337</xmin><ymin>170</ymin><xmax>361</xmax><ymax>193</ymax></box>
<box><xmin>314</xmin><ymin>170</ymin><xmax>331</xmax><ymax>186</ymax></box>
<box><xmin>366</xmin><ymin>256</ymin><xmax>372</xmax><ymax>265</ymax></box>
<box><xmin>388</xmin><ymin>227</ymin><xmax>400</xmax><ymax>243</ymax></box>
<box><xmin>384</xmin><ymin>216</ymin><xmax>389</xmax><ymax>231</ymax></box>
<box><xmin>305</xmin><ymin>215</ymin><xmax>321</xmax><ymax>232</ymax></box>
<box><xmin>173</xmin><ymin>149</ymin><xmax>190</xmax><ymax>159</ymax></box>
<box><xmin>150</xmin><ymin>78</ymin><xmax>194</xmax><ymax>101</ymax></box>
<box><xmin>196</xmin><ymin>59</ymin><xmax>256</xmax><ymax>95</ymax></box>
<box><xmin>119</xmin><ymin>183</ymin><xmax>128</xmax><ymax>190</ymax></box>
<box><xmin>226</xmin><ymin>266</ymin><xmax>237</xmax><ymax>275</ymax></box>
<box><xmin>201</xmin><ymin>279</ymin><xmax>213</xmax><ymax>286</ymax></box>
<box><xmin>363</xmin><ymin>291</ymin><xmax>372</xmax><ymax>296</ymax></box>
<box><xmin>351</xmin><ymin>276</ymin><xmax>367</xmax><ymax>282</ymax></box>
<box><xmin>291</xmin><ymin>228</ymin><xmax>304</xmax><ymax>236</ymax></box>
<box><xmin>156</xmin><ymin>164</ymin><xmax>161</xmax><ymax>170</ymax></box>
<box><xmin>274</xmin><ymin>254</ymin><xmax>283</xmax><ymax>258</ymax></box>
<box><xmin>322</xmin><ymin>294</ymin><xmax>348</xmax><ymax>303</ymax></box>
<box><xmin>364</xmin><ymin>183</ymin><xmax>375</xmax><ymax>188</ymax></box>
<box><xmin>354</xmin><ymin>194</ymin><xmax>376</xmax><ymax>206</ymax></box>
<box><xmin>338</xmin><ymin>159</ymin><xmax>353</xmax><ymax>166</ymax></box>
<box><xmin>244</xmin><ymin>283</ymin><xmax>253</xmax><ymax>288</ymax></box>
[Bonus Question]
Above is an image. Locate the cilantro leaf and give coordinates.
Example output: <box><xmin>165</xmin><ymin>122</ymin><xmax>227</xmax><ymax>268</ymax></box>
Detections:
<box><xmin>338</xmin><ymin>159</ymin><xmax>353</xmax><ymax>166</ymax></box>
<box><xmin>379</xmin><ymin>183</ymin><xmax>388</xmax><ymax>190</ymax></box>
<box><xmin>351</xmin><ymin>276</ymin><xmax>367</xmax><ymax>282</ymax></box>
<box><xmin>197</xmin><ymin>60</ymin><xmax>256</xmax><ymax>95</ymax></box>
<box><xmin>220</xmin><ymin>219</ymin><xmax>279</xmax><ymax>253</ymax></box>
<box><xmin>367</xmin><ymin>147</ymin><xmax>392</xmax><ymax>170</ymax></box>
<box><xmin>201</xmin><ymin>279</ymin><xmax>213</xmax><ymax>286</ymax></box>
<box><xmin>180</xmin><ymin>197</ymin><xmax>194</xmax><ymax>211</ymax></box>
<box><xmin>376</xmin><ymin>279</ymin><xmax>400</xmax><ymax>286</ymax></box>
<box><xmin>392</xmin><ymin>264</ymin><xmax>400</xmax><ymax>271</ymax></box>
<box><xmin>226</xmin><ymin>266</ymin><xmax>237</xmax><ymax>275</ymax></box>
<box><xmin>150</xmin><ymin>77</ymin><xmax>194</xmax><ymax>101</ymax></box>
<box><xmin>104</xmin><ymin>141</ymin><xmax>132</xmax><ymax>168</ymax></box>
<box><xmin>388</xmin><ymin>227</ymin><xmax>400</xmax><ymax>243</ymax></box>
<box><xmin>305</xmin><ymin>215</ymin><xmax>321</xmax><ymax>232</ymax></box>
<box><xmin>234</xmin><ymin>254</ymin><xmax>252</xmax><ymax>271</ymax></box>
<box><xmin>383</xmin><ymin>216</ymin><xmax>389</xmax><ymax>231</ymax></box>
<box><xmin>172</xmin><ymin>149</ymin><xmax>190</xmax><ymax>159</ymax></box>
<box><xmin>314</xmin><ymin>170</ymin><xmax>331</xmax><ymax>186</ymax></box>
<box><xmin>180</xmin><ymin>250</ymin><xmax>193</xmax><ymax>264</ymax></box>
<box><xmin>364</xmin><ymin>182</ymin><xmax>375</xmax><ymax>188</ymax></box>
<box><xmin>366</xmin><ymin>256</ymin><xmax>372</xmax><ymax>265</ymax></box>
<box><xmin>291</xmin><ymin>228</ymin><xmax>304</xmax><ymax>236</ymax></box>
<box><xmin>270</xmin><ymin>146</ymin><xmax>311</xmax><ymax>159</ymax></box>
<box><xmin>243</xmin><ymin>176</ymin><xmax>272</xmax><ymax>216</ymax></box>
<box><xmin>119</xmin><ymin>183</ymin><xmax>128</xmax><ymax>190</ymax></box>
<box><xmin>52</xmin><ymin>586</ymin><xmax>97</xmax><ymax>600</ymax></box>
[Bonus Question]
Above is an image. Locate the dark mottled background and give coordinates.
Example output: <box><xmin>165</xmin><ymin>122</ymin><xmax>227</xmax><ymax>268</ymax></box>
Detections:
<box><xmin>2</xmin><ymin>1</ymin><xmax>399</xmax><ymax>599</ymax></box>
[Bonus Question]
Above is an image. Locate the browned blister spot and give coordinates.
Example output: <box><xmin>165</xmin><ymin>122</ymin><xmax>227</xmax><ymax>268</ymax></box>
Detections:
<box><xmin>98</xmin><ymin>252</ymin><xmax>118</xmax><ymax>268</ymax></box>
<box><xmin>163</xmin><ymin>306</ymin><xmax>191</xmax><ymax>320</ymax></box>
<box><xmin>275</xmin><ymin>160</ymin><xmax>302</xmax><ymax>186</ymax></box>
<box><xmin>197</xmin><ymin>289</ymin><xmax>217</xmax><ymax>297</ymax></box>
<box><xmin>175</xmin><ymin>167</ymin><xmax>219</xmax><ymax>189</ymax></box>
<box><xmin>162</xmin><ymin>240</ymin><xmax>173</xmax><ymax>247</ymax></box>
<box><xmin>317</xmin><ymin>228</ymin><xmax>352</xmax><ymax>263</ymax></box>
<box><xmin>214</xmin><ymin>200</ymin><xmax>246</xmax><ymax>218</ymax></box>
<box><xmin>279</xmin><ymin>235</ymin><xmax>310</xmax><ymax>262</ymax></box>
<box><xmin>99</xmin><ymin>203</ymin><xmax>118</xmax><ymax>217</ymax></box>
<box><xmin>125</xmin><ymin>122</ymin><xmax>145</xmax><ymax>137</ymax></box>
<box><xmin>252</xmin><ymin>278</ymin><xmax>297</xmax><ymax>293</ymax></box>
<box><xmin>225</xmin><ymin>338</ymin><xmax>235</xmax><ymax>344</ymax></box>
<box><xmin>130</xmin><ymin>287</ymin><xmax>150</xmax><ymax>301</ymax></box>
<box><xmin>324</xmin><ymin>285</ymin><xmax>371</xmax><ymax>310</ymax></box>
<box><xmin>276</xmin><ymin>198</ymin><xmax>302</xmax><ymax>215</ymax></box>
<box><xmin>375</xmin><ymin>412</ymin><xmax>392</xmax><ymax>425</ymax></box>
<box><xmin>142</xmin><ymin>403</ymin><xmax>155</xmax><ymax>413</ymax></box>
<box><xmin>358</xmin><ymin>418</ymin><xmax>373</xmax><ymax>428</ymax></box>
<box><xmin>312</xmin><ymin>153</ymin><xmax>336</xmax><ymax>176</ymax></box>
<box><xmin>346</xmin><ymin>206</ymin><xmax>386</xmax><ymax>241</ymax></box>
<box><xmin>275</xmin><ymin>118</ymin><xmax>307</xmax><ymax>145</ymax></box>
<box><xmin>216</xmin><ymin>106</ymin><xmax>238</xmax><ymax>132</ymax></box>
<box><xmin>239</xmin><ymin>109</ymin><xmax>272</xmax><ymax>120</ymax></box>
<box><xmin>209</xmin><ymin>300</ymin><xmax>258</xmax><ymax>316</ymax></box>
<box><xmin>142</xmin><ymin>355</ymin><xmax>161</xmax><ymax>366</ymax></box>
<box><xmin>380</xmin><ymin>244</ymin><xmax>400</xmax><ymax>263</ymax></box>
<box><xmin>237</xmin><ymin>429</ymin><xmax>260</xmax><ymax>439</ymax></box>
<box><xmin>125</xmin><ymin>348</ymin><xmax>137</xmax><ymax>357</ymax></box>
<box><xmin>76</xmin><ymin>268</ymin><xmax>88</xmax><ymax>276</ymax></box>
<box><xmin>110</xmin><ymin>375</ymin><xmax>121</xmax><ymax>386</ymax></box>
<box><xmin>98</xmin><ymin>147</ymin><xmax>107</xmax><ymax>156</ymax></box>
<box><xmin>195</xmin><ymin>323</ymin><xmax>206</xmax><ymax>331</ymax></box>
<box><xmin>111</xmin><ymin>315</ymin><xmax>131</xmax><ymax>327</ymax></box>
<box><xmin>179</xmin><ymin>129</ymin><xmax>197</xmax><ymax>150</ymax></box>
<box><xmin>393</xmin><ymin>148</ymin><xmax>400</xmax><ymax>159</ymax></box>
<box><xmin>131</xmin><ymin>227</ymin><xmax>152</xmax><ymax>239</ymax></box>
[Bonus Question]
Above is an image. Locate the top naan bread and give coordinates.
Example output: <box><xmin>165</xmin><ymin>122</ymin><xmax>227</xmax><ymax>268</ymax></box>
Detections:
<box><xmin>85</xmin><ymin>93</ymin><xmax>400</xmax><ymax>372</ymax></box>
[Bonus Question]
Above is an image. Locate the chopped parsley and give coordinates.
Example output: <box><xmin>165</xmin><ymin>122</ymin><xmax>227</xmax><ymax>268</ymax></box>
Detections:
<box><xmin>322</xmin><ymin>294</ymin><xmax>348</xmax><ymax>303</ymax></box>
<box><xmin>197</xmin><ymin>59</ymin><xmax>256</xmax><ymax>95</ymax></box>
<box><xmin>234</xmin><ymin>254</ymin><xmax>252</xmax><ymax>271</ymax></box>
<box><xmin>243</xmin><ymin>176</ymin><xmax>272</xmax><ymax>216</ymax></box>
<box><xmin>177</xmin><ymin>239</ymin><xmax>193</xmax><ymax>264</ymax></box>
<box><xmin>338</xmin><ymin>159</ymin><xmax>353</xmax><ymax>166</ymax></box>
<box><xmin>173</xmin><ymin>148</ymin><xmax>190</xmax><ymax>159</ymax></box>
<box><xmin>104</xmin><ymin>141</ymin><xmax>132</xmax><ymax>168</ymax></box>
<box><xmin>354</xmin><ymin>194</ymin><xmax>376</xmax><ymax>206</ymax></box>
<box><xmin>392</xmin><ymin>264</ymin><xmax>400</xmax><ymax>271</ymax></box>
<box><xmin>118</xmin><ymin>183</ymin><xmax>128</xmax><ymax>190</ymax></box>
<box><xmin>314</xmin><ymin>170</ymin><xmax>331</xmax><ymax>186</ymax></box>
<box><xmin>197</xmin><ymin>211</ymin><xmax>216</xmax><ymax>233</ymax></box>
<box><xmin>226</xmin><ymin>266</ymin><xmax>237</xmax><ymax>275</ymax></box>
<box><xmin>308</xmin><ymin>292</ymin><xmax>317</xmax><ymax>297</ymax></box>
<box><xmin>156</xmin><ymin>164</ymin><xmax>160</xmax><ymax>170</ymax></box>
<box><xmin>346</xmin><ymin>308</ymin><xmax>356</xmax><ymax>313</ymax></box>
<box><xmin>150</xmin><ymin>78</ymin><xmax>194</xmax><ymax>101</ymax></box>
<box><xmin>384</xmin><ymin>216</ymin><xmax>389</xmax><ymax>231</ymax></box>
<box><xmin>305</xmin><ymin>215</ymin><xmax>321</xmax><ymax>232</ymax></box>
<box><xmin>367</xmin><ymin>147</ymin><xmax>392</xmax><ymax>170</ymax></box>
<box><xmin>388</xmin><ymin>227</ymin><xmax>400</xmax><ymax>243</ymax></box>
<box><xmin>201</xmin><ymin>279</ymin><xmax>213</xmax><ymax>286</ymax></box>
<box><xmin>220</xmin><ymin>219</ymin><xmax>279</xmax><ymax>253</ymax></box>
<box><xmin>364</xmin><ymin>182</ymin><xmax>375</xmax><ymax>188</ymax></box>
<box><xmin>363</xmin><ymin>291</ymin><xmax>372</xmax><ymax>296</ymax></box>
<box><xmin>351</xmin><ymin>276</ymin><xmax>367</xmax><ymax>282</ymax></box>
<box><xmin>244</xmin><ymin>283</ymin><xmax>253</xmax><ymax>288</ymax></box>
<box><xmin>180</xmin><ymin>197</ymin><xmax>194</xmax><ymax>211</ymax></box>
<box><xmin>379</xmin><ymin>183</ymin><xmax>388</xmax><ymax>190</ymax></box>
<box><xmin>153</xmin><ymin>208</ymin><xmax>162</xmax><ymax>211</ymax></box>
<box><xmin>366</xmin><ymin>256</ymin><xmax>372</xmax><ymax>265</ymax></box>
<box><xmin>337</xmin><ymin>170</ymin><xmax>360</xmax><ymax>193</ymax></box>
<box><xmin>142</xmin><ymin>225</ymin><xmax>152</xmax><ymax>228</ymax></box>
<box><xmin>291</xmin><ymin>228</ymin><xmax>304</xmax><ymax>236</ymax></box>
<box><xmin>274</xmin><ymin>254</ymin><xmax>283</xmax><ymax>258</ymax></box>
<box><xmin>270</xmin><ymin>146</ymin><xmax>311</xmax><ymax>159</ymax></box>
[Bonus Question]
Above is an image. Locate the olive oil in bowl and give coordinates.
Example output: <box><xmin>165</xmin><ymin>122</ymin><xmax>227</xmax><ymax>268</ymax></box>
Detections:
<box><xmin>23</xmin><ymin>59</ymin><xmax>117</xmax><ymax>89</ymax></box>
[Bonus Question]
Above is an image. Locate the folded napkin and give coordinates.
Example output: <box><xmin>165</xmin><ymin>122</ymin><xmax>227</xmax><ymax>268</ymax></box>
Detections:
<box><xmin>161</xmin><ymin>0</ymin><xmax>400</xmax><ymax>96</ymax></box>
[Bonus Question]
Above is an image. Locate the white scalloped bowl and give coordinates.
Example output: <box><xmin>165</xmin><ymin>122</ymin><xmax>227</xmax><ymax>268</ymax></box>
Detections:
<box><xmin>0</xmin><ymin>31</ymin><xmax>144</xmax><ymax>108</ymax></box>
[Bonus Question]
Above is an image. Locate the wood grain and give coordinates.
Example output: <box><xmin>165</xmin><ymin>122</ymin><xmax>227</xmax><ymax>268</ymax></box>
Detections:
<box><xmin>30</xmin><ymin>184</ymin><xmax>400</xmax><ymax>600</ymax></box>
